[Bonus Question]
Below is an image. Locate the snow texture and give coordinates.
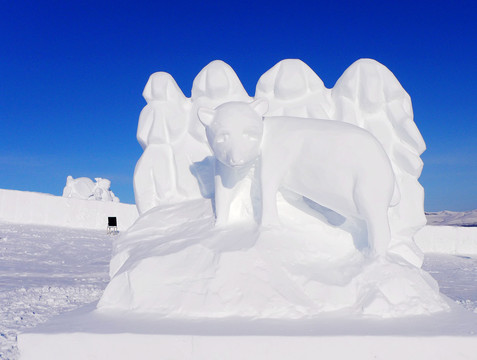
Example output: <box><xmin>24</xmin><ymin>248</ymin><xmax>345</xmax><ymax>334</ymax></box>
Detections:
<box><xmin>0</xmin><ymin>222</ymin><xmax>111</xmax><ymax>359</ymax></box>
<box><xmin>62</xmin><ymin>176</ymin><xmax>119</xmax><ymax>202</ymax></box>
<box><xmin>0</xmin><ymin>189</ymin><xmax>137</xmax><ymax>231</ymax></box>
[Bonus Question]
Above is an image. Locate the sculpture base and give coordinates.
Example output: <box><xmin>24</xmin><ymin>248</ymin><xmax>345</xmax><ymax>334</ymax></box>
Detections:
<box><xmin>18</xmin><ymin>303</ymin><xmax>477</xmax><ymax>360</ymax></box>
<box><xmin>98</xmin><ymin>199</ymin><xmax>448</xmax><ymax>318</ymax></box>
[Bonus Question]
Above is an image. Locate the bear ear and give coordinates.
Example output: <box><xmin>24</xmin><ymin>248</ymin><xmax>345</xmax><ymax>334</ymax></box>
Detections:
<box><xmin>250</xmin><ymin>98</ymin><xmax>269</xmax><ymax>117</ymax></box>
<box><xmin>197</xmin><ymin>107</ymin><xmax>215</xmax><ymax>127</ymax></box>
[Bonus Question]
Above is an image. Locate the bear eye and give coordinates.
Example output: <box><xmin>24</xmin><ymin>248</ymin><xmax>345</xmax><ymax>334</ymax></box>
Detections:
<box><xmin>215</xmin><ymin>133</ymin><xmax>229</xmax><ymax>143</ymax></box>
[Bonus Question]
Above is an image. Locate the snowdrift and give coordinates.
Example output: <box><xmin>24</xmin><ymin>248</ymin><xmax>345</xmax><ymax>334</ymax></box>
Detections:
<box><xmin>415</xmin><ymin>225</ymin><xmax>477</xmax><ymax>255</ymax></box>
<box><xmin>0</xmin><ymin>189</ymin><xmax>138</xmax><ymax>231</ymax></box>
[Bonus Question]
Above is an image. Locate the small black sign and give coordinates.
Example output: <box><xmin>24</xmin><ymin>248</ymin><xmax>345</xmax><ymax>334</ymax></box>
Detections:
<box><xmin>108</xmin><ymin>217</ymin><xmax>117</xmax><ymax>227</ymax></box>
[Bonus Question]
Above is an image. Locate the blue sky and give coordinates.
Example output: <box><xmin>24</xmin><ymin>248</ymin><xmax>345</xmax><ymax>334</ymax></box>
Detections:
<box><xmin>0</xmin><ymin>0</ymin><xmax>475</xmax><ymax>211</ymax></box>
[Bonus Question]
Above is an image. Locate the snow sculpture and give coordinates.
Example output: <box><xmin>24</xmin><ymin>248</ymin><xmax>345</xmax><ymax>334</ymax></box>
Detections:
<box><xmin>62</xmin><ymin>176</ymin><xmax>95</xmax><ymax>200</ymax></box>
<box><xmin>98</xmin><ymin>59</ymin><xmax>449</xmax><ymax>319</ymax></box>
<box><xmin>92</xmin><ymin>178</ymin><xmax>120</xmax><ymax>202</ymax></box>
<box><xmin>62</xmin><ymin>176</ymin><xmax>119</xmax><ymax>202</ymax></box>
<box><xmin>133</xmin><ymin>61</ymin><xmax>251</xmax><ymax>214</ymax></box>
<box><xmin>255</xmin><ymin>59</ymin><xmax>333</xmax><ymax>119</ymax></box>
<box><xmin>256</xmin><ymin>59</ymin><xmax>425</xmax><ymax>267</ymax></box>
<box><xmin>331</xmin><ymin>59</ymin><xmax>426</xmax><ymax>267</ymax></box>
<box><xmin>134</xmin><ymin>72</ymin><xmax>201</xmax><ymax>213</ymax></box>
<box><xmin>198</xmin><ymin>99</ymin><xmax>397</xmax><ymax>256</ymax></box>
<box><xmin>190</xmin><ymin>59</ymin><xmax>251</xmax><ymax>143</ymax></box>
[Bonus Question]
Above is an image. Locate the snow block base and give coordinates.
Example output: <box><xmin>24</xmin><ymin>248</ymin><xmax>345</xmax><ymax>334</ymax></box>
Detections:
<box><xmin>19</xmin><ymin>333</ymin><xmax>477</xmax><ymax>360</ymax></box>
<box><xmin>18</xmin><ymin>305</ymin><xmax>477</xmax><ymax>360</ymax></box>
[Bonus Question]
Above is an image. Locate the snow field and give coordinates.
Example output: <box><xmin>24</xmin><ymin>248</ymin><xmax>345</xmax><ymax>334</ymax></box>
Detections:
<box><xmin>0</xmin><ymin>222</ymin><xmax>111</xmax><ymax>359</ymax></box>
<box><xmin>422</xmin><ymin>253</ymin><xmax>477</xmax><ymax>311</ymax></box>
<box><xmin>1</xmin><ymin>286</ymin><xmax>103</xmax><ymax>359</ymax></box>
<box><xmin>0</xmin><ymin>219</ymin><xmax>476</xmax><ymax>359</ymax></box>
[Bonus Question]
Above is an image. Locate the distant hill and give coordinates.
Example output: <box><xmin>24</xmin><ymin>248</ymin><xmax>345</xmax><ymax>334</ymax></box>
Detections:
<box><xmin>426</xmin><ymin>210</ymin><xmax>477</xmax><ymax>227</ymax></box>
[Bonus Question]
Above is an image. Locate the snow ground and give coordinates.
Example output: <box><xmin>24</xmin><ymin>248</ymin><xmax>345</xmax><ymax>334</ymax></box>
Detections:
<box><xmin>0</xmin><ymin>222</ymin><xmax>111</xmax><ymax>359</ymax></box>
<box><xmin>0</xmin><ymin>221</ymin><xmax>476</xmax><ymax>359</ymax></box>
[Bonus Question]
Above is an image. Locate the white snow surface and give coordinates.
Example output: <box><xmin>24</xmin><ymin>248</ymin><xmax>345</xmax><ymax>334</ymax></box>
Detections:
<box><xmin>0</xmin><ymin>189</ymin><xmax>138</xmax><ymax>231</ymax></box>
<box><xmin>0</xmin><ymin>222</ymin><xmax>111</xmax><ymax>359</ymax></box>
<box><xmin>415</xmin><ymin>211</ymin><xmax>477</xmax><ymax>255</ymax></box>
<box><xmin>0</xmin><ymin>220</ymin><xmax>476</xmax><ymax>359</ymax></box>
<box><xmin>415</xmin><ymin>225</ymin><xmax>477</xmax><ymax>255</ymax></box>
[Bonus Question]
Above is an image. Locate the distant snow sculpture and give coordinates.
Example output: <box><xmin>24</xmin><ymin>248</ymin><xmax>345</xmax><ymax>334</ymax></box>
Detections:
<box><xmin>62</xmin><ymin>176</ymin><xmax>119</xmax><ymax>202</ymax></box>
<box><xmin>99</xmin><ymin>59</ymin><xmax>448</xmax><ymax>319</ymax></box>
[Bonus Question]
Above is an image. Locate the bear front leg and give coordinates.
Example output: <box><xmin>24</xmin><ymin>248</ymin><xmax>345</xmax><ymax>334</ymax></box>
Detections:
<box><xmin>214</xmin><ymin>173</ymin><xmax>232</xmax><ymax>227</ymax></box>
<box><xmin>260</xmin><ymin>169</ymin><xmax>281</xmax><ymax>228</ymax></box>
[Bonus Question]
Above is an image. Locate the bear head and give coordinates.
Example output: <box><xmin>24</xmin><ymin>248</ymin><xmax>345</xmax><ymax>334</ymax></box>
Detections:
<box><xmin>198</xmin><ymin>99</ymin><xmax>269</xmax><ymax>168</ymax></box>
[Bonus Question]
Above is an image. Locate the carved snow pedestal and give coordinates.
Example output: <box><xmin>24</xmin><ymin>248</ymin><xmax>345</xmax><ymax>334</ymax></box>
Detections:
<box><xmin>19</xmin><ymin>60</ymin><xmax>477</xmax><ymax>360</ymax></box>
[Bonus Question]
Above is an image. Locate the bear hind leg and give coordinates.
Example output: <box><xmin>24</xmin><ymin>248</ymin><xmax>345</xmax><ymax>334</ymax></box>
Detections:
<box><xmin>353</xmin><ymin>187</ymin><xmax>392</xmax><ymax>258</ymax></box>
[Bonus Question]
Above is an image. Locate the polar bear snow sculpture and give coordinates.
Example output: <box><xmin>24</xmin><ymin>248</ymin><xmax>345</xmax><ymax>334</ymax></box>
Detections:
<box><xmin>198</xmin><ymin>99</ymin><xmax>397</xmax><ymax>256</ymax></box>
<box><xmin>97</xmin><ymin>59</ymin><xmax>450</xmax><ymax>319</ymax></box>
<box><xmin>132</xmin><ymin>59</ymin><xmax>427</xmax><ymax>266</ymax></box>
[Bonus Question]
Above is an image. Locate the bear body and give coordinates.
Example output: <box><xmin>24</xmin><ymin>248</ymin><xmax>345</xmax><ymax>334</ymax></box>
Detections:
<box><xmin>198</xmin><ymin>100</ymin><xmax>396</xmax><ymax>257</ymax></box>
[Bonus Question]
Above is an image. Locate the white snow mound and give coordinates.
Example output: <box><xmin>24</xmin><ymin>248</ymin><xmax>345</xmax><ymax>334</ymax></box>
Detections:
<box><xmin>98</xmin><ymin>199</ymin><xmax>448</xmax><ymax>318</ymax></box>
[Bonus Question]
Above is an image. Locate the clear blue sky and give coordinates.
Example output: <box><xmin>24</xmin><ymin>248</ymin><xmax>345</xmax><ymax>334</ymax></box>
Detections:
<box><xmin>1</xmin><ymin>0</ymin><xmax>475</xmax><ymax>211</ymax></box>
